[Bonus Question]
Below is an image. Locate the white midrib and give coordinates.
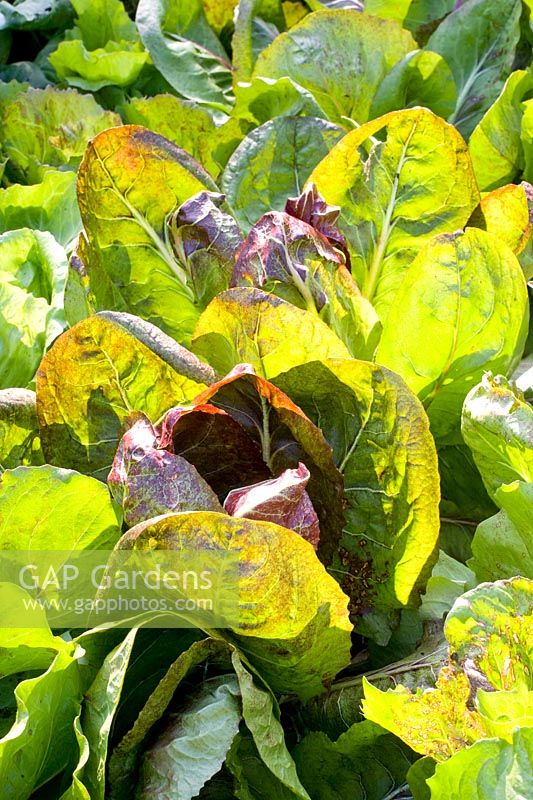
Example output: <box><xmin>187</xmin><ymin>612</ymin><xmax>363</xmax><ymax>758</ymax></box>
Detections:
<box><xmin>95</xmin><ymin>149</ymin><xmax>195</xmax><ymax>301</ymax></box>
<box><xmin>448</xmin><ymin>43</ymin><xmax>495</xmax><ymax>126</ymax></box>
<box><xmin>271</xmin><ymin>231</ymin><xmax>316</xmax><ymax>313</ymax></box>
<box><xmin>363</xmin><ymin>124</ymin><xmax>417</xmax><ymax>303</ymax></box>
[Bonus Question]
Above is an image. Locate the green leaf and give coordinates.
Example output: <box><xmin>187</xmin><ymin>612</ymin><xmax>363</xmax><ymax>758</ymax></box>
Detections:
<box><xmin>0</xmin><ymin>61</ymin><xmax>48</xmax><ymax>86</ymax></box>
<box><xmin>231</xmin><ymin>652</ymin><xmax>310</xmax><ymax>800</ymax></box>
<box><xmin>121</xmin><ymin>94</ymin><xmax>221</xmax><ymax>179</ymax></box>
<box><xmin>227</xmin><ymin>730</ymin><xmax>298</xmax><ymax>800</ymax></box>
<box><xmin>406</xmin><ymin>757</ymin><xmax>435</xmax><ymax>800</ymax></box>
<box><xmin>136</xmin><ymin>0</ymin><xmax>233</xmax><ymax>111</ymax></box>
<box><xmin>59</xmin><ymin>713</ymin><xmax>91</xmax><ymax>800</ymax></box>
<box><xmin>0</xmin><ymin>228</ymin><xmax>67</xmax><ymax>389</ymax></box>
<box><xmin>363</xmin><ymin>578</ymin><xmax>533</xmax><ymax>764</ymax></box>
<box><xmin>365</xmin><ymin>0</ymin><xmax>455</xmax><ymax>43</ymax></box>
<box><xmin>79</xmin><ymin>631</ymin><xmax>136</xmax><ymax>800</ymax></box>
<box><xmin>476</xmin><ymin>686</ymin><xmax>533</xmax><ymax>740</ymax></box>
<box><xmin>108</xmin><ymin>638</ymin><xmax>229</xmax><ymax>799</ymax></box>
<box><xmin>469</xmin><ymin>70</ymin><xmax>533</xmax><ymax>191</ymax></box>
<box><xmin>438</xmin><ymin>444</ymin><xmax>497</xmax><ymax>523</ymax></box>
<box><xmin>47</xmin><ymin>0</ymin><xmax>145</xmax><ymax>89</ymax></box>
<box><xmin>0</xmin><ymin>647</ymin><xmax>84</xmax><ymax>800</ymax></box>
<box><xmin>50</xmin><ymin>39</ymin><xmax>149</xmax><ymax>91</ymax></box>
<box><xmin>444</xmin><ymin>576</ymin><xmax>533</xmax><ymax>692</ymax></box>
<box><xmin>274</xmin><ymin>358</ymin><xmax>440</xmax><ymax>634</ymax></box>
<box><xmin>426</xmin><ymin>0</ymin><xmax>521</xmax><ymax>137</ymax></box>
<box><xmin>202</xmin><ymin>0</ymin><xmax>238</xmax><ymax>36</ymax></box>
<box><xmin>108</xmin><ymin>629</ymin><xmax>203</xmax><ymax>747</ymax></box>
<box><xmin>36</xmin><ymin>313</ymin><xmax>214</xmax><ymax>479</ymax></box>
<box><xmin>47</xmin><ymin>0</ymin><xmax>144</xmax><ymax>89</ymax></box>
<box><xmin>0</xmin><ymin>464</ymin><xmax>122</xmax><ymax>549</ymax></box>
<box><xmin>233</xmin><ymin>75</ymin><xmax>327</xmax><ymax>125</ymax></box>
<box><xmin>420</xmin><ymin>550</ymin><xmax>476</xmax><ymax>622</ymax></box>
<box><xmin>377</xmin><ymin>229</ymin><xmax>529</xmax><ymax>444</ymax></box>
<box><xmin>370</xmin><ymin>49</ymin><xmax>457</xmax><ymax>120</ymax></box>
<box><xmin>470</xmin><ymin>183</ymin><xmax>533</xmax><ymax>273</ymax></box>
<box><xmin>469</xmin><ymin>480</ymin><xmax>533</xmax><ymax>581</ymax></box>
<box><xmin>462</xmin><ymin>374</ymin><xmax>533</xmax><ymax>500</ymax></box>
<box><xmin>253</xmin><ymin>9</ymin><xmax>415</xmax><ymax>126</ymax></box>
<box><xmin>292</xmin><ymin>720</ymin><xmax>417</xmax><ymax>800</ymax></box>
<box><xmin>0</xmin><ymin>388</ymin><xmax>43</xmax><ymax>470</ymax></box>
<box><xmin>232</xmin><ymin>0</ymin><xmax>286</xmax><ymax>84</ymax></box>
<box><xmin>426</xmin><ymin>727</ymin><xmax>533</xmax><ymax>799</ymax></box>
<box><xmin>0</xmin><ymin>169</ymin><xmax>81</xmax><ymax>248</ymax></box>
<box><xmin>309</xmin><ymin>108</ymin><xmax>480</xmax><ymax>317</ymax></box>
<box><xmin>63</xmin><ymin>233</ymin><xmax>97</xmax><ymax>327</ymax></box>
<box><xmin>0</xmin><ymin>0</ymin><xmax>73</xmax><ymax>31</ymax></box>
<box><xmin>362</xmin><ymin>666</ymin><xmax>487</xmax><ymax>761</ymax></box>
<box><xmin>117</xmin><ymin>511</ymin><xmax>352</xmax><ymax>699</ymax></box>
<box><xmin>0</xmin><ymin>584</ymin><xmax>76</xmax><ymax>677</ymax></box>
<box><xmin>222</xmin><ymin>116</ymin><xmax>344</xmax><ymax>231</ymax></box>
<box><xmin>138</xmin><ymin>676</ymin><xmax>242</xmax><ymax>800</ymax></box>
<box><xmin>77</xmin><ymin>125</ymin><xmax>218</xmax><ymax>344</ymax></box>
<box><xmin>300</xmin><ymin>628</ymin><xmax>448</xmax><ymax>741</ymax></box>
<box><xmin>192</xmin><ymin>288</ymin><xmax>350</xmax><ymax>378</ymax></box>
<box><xmin>67</xmin><ymin>0</ymin><xmax>138</xmax><ymax>48</ymax></box>
<box><xmin>0</xmin><ymin>86</ymin><xmax>120</xmax><ymax>181</ymax></box>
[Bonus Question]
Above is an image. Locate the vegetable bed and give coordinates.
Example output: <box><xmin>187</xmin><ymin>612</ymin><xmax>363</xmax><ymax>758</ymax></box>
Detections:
<box><xmin>0</xmin><ymin>0</ymin><xmax>532</xmax><ymax>798</ymax></box>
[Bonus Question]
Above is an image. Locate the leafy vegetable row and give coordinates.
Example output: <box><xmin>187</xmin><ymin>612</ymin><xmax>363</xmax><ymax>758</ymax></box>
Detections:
<box><xmin>0</xmin><ymin>0</ymin><xmax>532</xmax><ymax>799</ymax></box>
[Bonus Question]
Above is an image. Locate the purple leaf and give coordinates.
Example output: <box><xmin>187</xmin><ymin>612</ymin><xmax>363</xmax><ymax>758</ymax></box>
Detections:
<box><xmin>108</xmin><ymin>412</ymin><xmax>222</xmax><ymax>526</ymax></box>
<box><xmin>169</xmin><ymin>191</ymin><xmax>242</xmax><ymax>307</ymax></box>
<box><xmin>231</xmin><ymin>210</ymin><xmax>343</xmax><ymax>310</ymax></box>
<box><xmin>158</xmin><ymin>402</ymin><xmax>271</xmax><ymax>499</ymax></box>
<box><xmin>224</xmin><ymin>462</ymin><xmax>320</xmax><ymax>549</ymax></box>
<box><xmin>284</xmin><ymin>183</ymin><xmax>350</xmax><ymax>266</ymax></box>
<box><xmin>192</xmin><ymin>365</ymin><xmax>344</xmax><ymax>564</ymax></box>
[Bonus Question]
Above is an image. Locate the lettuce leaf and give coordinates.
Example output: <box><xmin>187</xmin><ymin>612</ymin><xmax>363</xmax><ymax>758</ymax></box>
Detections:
<box><xmin>0</xmin><ymin>169</ymin><xmax>81</xmax><ymax>247</ymax></box>
<box><xmin>0</xmin><ymin>86</ymin><xmax>119</xmax><ymax>182</ymax></box>
<box><xmin>0</xmin><ymin>388</ymin><xmax>43</xmax><ymax>469</ymax></box>
<box><xmin>292</xmin><ymin>720</ymin><xmax>417</xmax><ymax>800</ymax></box>
<box><xmin>117</xmin><ymin>511</ymin><xmax>352</xmax><ymax>699</ymax></box>
<box><xmin>137</xmin><ymin>676</ymin><xmax>241</xmax><ymax>800</ymax></box>
<box><xmin>0</xmin><ymin>228</ymin><xmax>67</xmax><ymax>389</ymax></box>
<box><xmin>49</xmin><ymin>0</ymin><xmax>148</xmax><ymax>91</ymax></box>
<box><xmin>136</xmin><ymin>0</ymin><xmax>233</xmax><ymax>111</ymax></box>
<box><xmin>427</xmin><ymin>0</ymin><xmax>521</xmax><ymax>137</ymax></box>
<box><xmin>0</xmin><ymin>464</ymin><xmax>122</xmax><ymax>549</ymax></box>
<box><xmin>77</xmin><ymin>126</ymin><xmax>218</xmax><ymax>344</ymax></box>
<box><xmin>222</xmin><ymin>116</ymin><xmax>344</xmax><ymax>230</ymax></box>
<box><xmin>253</xmin><ymin>9</ymin><xmax>415</xmax><ymax>126</ymax></box>
<box><xmin>169</xmin><ymin>191</ymin><xmax>243</xmax><ymax>307</ymax></box>
<box><xmin>275</xmin><ymin>358</ymin><xmax>440</xmax><ymax>637</ymax></box>
<box><xmin>462</xmin><ymin>374</ymin><xmax>533</xmax><ymax>499</ymax></box>
<box><xmin>192</xmin><ymin>288</ymin><xmax>350</xmax><ymax>378</ymax></box>
<box><xmin>426</xmin><ymin>727</ymin><xmax>533</xmax><ymax>799</ymax></box>
<box><xmin>377</xmin><ymin>229</ymin><xmax>529</xmax><ymax>443</ymax></box>
<box><xmin>309</xmin><ymin>108</ymin><xmax>480</xmax><ymax>318</ymax></box>
<box><xmin>36</xmin><ymin>313</ymin><xmax>214</xmax><ymax>479</ymax></box>
<box><xmin>469</xmin><ymin>481</ymin><xmax>533</xmax><ymax>582</ymax></box>
<box><xmin>469</xmin><ymin>70</ymin><xmax>533</xmax><ymax>191</ymax></box>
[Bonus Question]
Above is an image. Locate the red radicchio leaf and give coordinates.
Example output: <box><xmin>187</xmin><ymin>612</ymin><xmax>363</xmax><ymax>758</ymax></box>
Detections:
<box><xmin>169</xmin><ymin>191</ymin><xmax>243</xmax><ymax>307</ymax></box>
<box><xmin>224</xmin><ymin>462</ymin><xmax>320</xmax><ymax>549</ymax></box>
<box><xmin>231</xmin><ymin>210</ymin><xmax>342</xmax><ymax>310</ymax></box>
<box><xmin>108</xmin><ymin>412</ymin><xmax>222</xmax><ymax>527</ymax></box>
<box><xmin>158</xmin><ymin>402</ymin><xmax>270</xmax><ymax>499</ymax></box>
<box><xmin>284</xmin><ymin>183</ymin><xmax>351</xmax><ymax>267</ymax></box>
<box><xmin>192</xmin><ymin>364</ymin><xmax>344</xmax><ymax>564</ymax></box>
